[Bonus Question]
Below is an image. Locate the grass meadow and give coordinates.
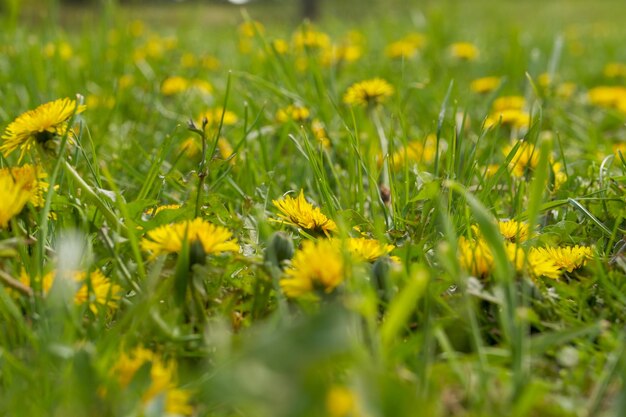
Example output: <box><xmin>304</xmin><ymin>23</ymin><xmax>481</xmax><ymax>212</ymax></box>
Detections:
<box><xmin>2</xmin><ymin>0</ymin><xmax>626</xmax><ymax>415</ymax></box>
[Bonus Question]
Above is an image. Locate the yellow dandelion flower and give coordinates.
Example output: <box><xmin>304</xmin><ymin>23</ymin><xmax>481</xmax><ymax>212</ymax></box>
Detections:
<box><xmin>160</xmin><ymin>77</ymin><xmax>213</xmax><ymax>96</ymax></box>
<box><xmin>505</xmin><ymin>242</ymin><xmax>526</xmax><ymax>272</ymax></box>
<box><xmin>200</xmin><ymin>54</ymin><xmax>220</xmax><ymax>70</ymax></box>
<box><xmin>293</xmin><ymin>26</ymin><xmax>331</xmax><ymax>50</ymax></box>
<box><xmin>321</xmin><ymin>44</ymin><xmax>362</xmax><ymax>67</ymax></box>
<box><xmin>281</xmin><ymin>239</ymin><xmax>344</xmax><ymax>298</ymax></box>
<box><xmin>450</xmin><ymin>42</ymin><xmax>479</xmax><ymax>61</ymax></box>
<box><xmin>484</xmin><ymin>108</ymin><xmax>531</xmax><ymax>130</ymax></box>
<box><xmin>604</xmin><ymin>62</ymin><xmax>626</xmax><ymax>78</ymax></box>
<box><xmin>179</xmin><ymin>137</ymin><xmax>200</xmax><ymax>158</ymax></box>
<box><xmin>217</xmin><ymin>137</ymin><xmax>236</xmax><ymax>164</ymax></box>
<box><xmin>311</xmin><ymin>119</ymin><xmax>330</xmax><ymax>148</ymax></box>
<box><xmin>200</xmin><ymin>108</ymin><xmax>238</xmax><ymax>128</ymax></box>
<box><xmin>272</xmin><ymin>190</ymin><xmax>337</xmax><ymax>237</ymax></box>
<box><xmin>527</xmin><ymin>248</ymin><xmax>562</xmax><ymax>280</ymax></box>
<box><xmin>0</xmin><ymin>164</ymin><xmax>49</xmax><ymax>207</ymax></box>
<box><xmin>505</xmin><ymin>141</ymin><xmax>539</xmax><ymax>177</ymax></box>
<box><xmin>458</xmin><ymin>236</ymin><xmax>493</xmax><ymax>277</ymax></box>
<box><xmin>238</xmin><ymin>20</ymin><xmax>265</xmax><ymax>38</ymax></box>
<box><xmin>73</xmin><ymin>270</ymin><xmax>122</xmax><ymax>313</ymax></box>
<box><xmin>388</xmin><ymin>135</ymin><xmax>438</xmax><ymax>169</ymax></box>
<box><xmin>587</xmin><ymin>86</ymin><xmax>626</xmax><ymax>108</ymax></box>
<box><xmin>493</xmin><ymin>95</ymin><xmax>526</xmax><ymax>112</ymax></box>
<box><xmin>385</xmin><ymin>39</ymin><xmax>419</xmax><ymax>59</ymax></box>
<box><xmin>141</xmin><ymin>218</ymin><xmax>239</xmax><ymax>259</ymax></box>
<box><xmin>18</xmin><ymin>269</ymin><xmax>55</xmax><ymax>296</ymax></box>
<box><xmin>343</xmin><ymin>78</ymin><xmax>394</xmax><ymax>107</ymax></box>
<box><xmin>470</xmin><ymin>76</ymin><xmax>501</xmax><ymax>94</ymax></box>
<box><xmin>1</xmin><ymin>98</ymin><xmax>85</xmax><ymax>160</ymax></box>
<box><xmin>498</xmin><ymin>220</ymin><xmax>529</xmax><ymax>242</ymax></box>
<box><xmin>557</xmin><ymin>82</ymin><xmax>577</xmax><ymax>99</ymax></box>
<box><xmin>276</xmin><ymin>104</ymin><xmax>310</xmax><ymax>123</ymax></box>
<box><xmin>272</xmin><ymin>38</ymin><xmax>289</xmax><ymax>55</ymax></box>
<box><xmin>326</xmin><ymin>386</ymin><xmax>357</xmax><ymax>417</ymax></box>
<box><xmin>0</xmin><ymin>175</ymin><xmax>32</xmax><ymax>228</ymax></box>
<box><xmin>551</xmin><ymin>161</ymin><xmax>567</xmax><ymax>191</ymax></box>
<box><xmin>113</xmin><ymin>347</ymin><xmax>193</xmax><ymax>415</ymax></box>
<box><xmin>532</xmin><ymin>245</ymin><xmax>592</xmax><ymax>273</ymax></box>
<box><xmin>346</xmin><ymin>237</ymin><xmax>394</xmax><ymax>262</ymax></box>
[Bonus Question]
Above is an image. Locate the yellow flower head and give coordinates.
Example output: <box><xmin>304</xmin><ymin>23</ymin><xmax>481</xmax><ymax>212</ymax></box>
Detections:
<box><xmin>505</xmin><ymin>141</ymin><xmax>539</xmax><ymax>177</ymax></box>
<box><xmin>311</xmin><ymin>119</ymin><xmax>330</xmax><ymax>148</ymax></box>
<box><xmin>18</xmin><ymin>269</ymin><xmax>55</xmax><ymax>296</ymax></box>
<box><xmin>276</xmin><ymin>104</ymin><xmax>310</xmax><ymax>123</ymax></box>
<box><xmin>73</xmin><ymin>270</ymin><xmax>122</xmax><ymax>314</ymax></box>
<box><xmin>293</xmin><ymin>25</ymin><xmax>331</xmax><ymax>50</ymax></box>
<box><xmin>179</xmin><ymin>137</ymin><xmax>201</xmax><ymax>158</ymax></box>
<box><xmin>141</xmin><ymin>218</ymin><xmax>239</xmax><ymax>259</ymax></box>
<box><xmin>200</xmin><ymin>108</ymin><xmax>238</xmax><ymax>128</ymax></box>
<box><xmin>531</xmin><ymin>245</ymin><xmax>592</xmax><ymax>273</ymax></box>
<box><xmin>388</xmin><ymin>135</ymin><xmax>438</xmax><ymax>169</ymax></box>
<box><xmin>321</xmin><ymin>44</ymin><xmax>363</xmax><ymax>67</ymax></box>
<box><xmin>0</xmin><ymin>164</ymin><xmax>49</xmax><ymax>207</ymax></box>
<box><xmin>498</xmin><ymin>220</ymin><xmax>530</xmax><ymax>243</ymax></box>
<box><xmin>493</xmin><ymin>95</ymin><xmax>526</xmax><ymax>112</ymax></box>
<box><xmin>113</xmin><ymin>347</ymin><xmax>193</xmax><ymax>415</ymax></box>
<box><xmin>1</xmin><ymin>98</ymin><xmax>85</xmax><ymax>161</ymax></box>
<box><xmin>527</xmin><ymin>248</ymin><xmax>562</xmax><ymax>280</ymax></box>
<box><xmin>238</xmin><ymin>20</ymin><xmax>265</xmax><ymax>38</ymax></box>
<box><xmin>343</xmin><ymin>78</ymin><xmax>394</xmax><ymax>107</ymax></box>
<box><xmin>326</xmin><ymin>386</ymin><xmax>357</xmax><ymax>417</ymax></box>
<box><xmin>450</xmin><ymin>42</ymin><xmax>479</xmax><ymax>61</ymax></box>
<box><xmin>346</xmin><ymin>237</ymin><xmax>394</xmax><ymax>262</ymax></box>
<box><xmin>281</xmin><ymin>239</ymin><xmax>344</xmax><ymax>298</ymax></box>
<box><xmin>587</xmin><ymin>86</ymin><xmax>626</xmax><ymax>108</ymax></box>
<box><xmin>604</xmin><ymin>62</ymin><xmax>626</xmax><ymax>78</ymax></box>
<box><xmin>0</xmin><ymin>175</ymin><xmax>32</xmax><ymax>228</ymax></box>
<box><xmin>458</xmin><ymin>236</ymin><xmax>493</xmax><ymax>277</ymax></box>
<box><xmin>385</xmin><ymin>33</ymin><xmax>425</xmax><ymax>60</ymax></box>
<box><xmin>470</xmin><ymin>76</ymin><xmax>502</xmax><ymax>94</ymax></box>
<box><xmin>272</xmin><ymin>190</ymin><xmax>337</xmax><ymax>237</ymax></box>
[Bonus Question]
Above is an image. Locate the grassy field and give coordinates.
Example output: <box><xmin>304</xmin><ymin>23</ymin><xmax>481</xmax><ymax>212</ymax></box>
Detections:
<box><xmin>2</xmin><ymin>1</ymin><xmax>626</xmax><ymax>416</ymax></box>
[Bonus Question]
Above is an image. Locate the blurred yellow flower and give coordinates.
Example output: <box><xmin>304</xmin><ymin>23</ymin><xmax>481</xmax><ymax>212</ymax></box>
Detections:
<box><xmin>346</xmin><ymin>237</ymin><xmax>394</xmax><ymax>262</ymax></box>
<box><xmin>385</xmin><ymin>33</ymin><xmax>426</xmax><ymax>59</ymax></box>
<box><xmin>18</xmin><ymin>269</ymin><xmax>55</xmax><ymax>296</ymax></box>
<box><xmin>343</xmin><ymin>78</ymin><xmax>394</xmax><ymax>107</ymax></box>
<box><xmin>604</xmin><ymin>62</ymin><xmax>626</xmax><ymax>78</ymax></box>
<box><xmin>276</xmin><ymin>104</ymin><xmax>310</xmax><ymax>123</ymax></box>
<box><xmin>281</xmin><ymin>239</ymin><xmax>344</xmax><ymax>298</ymax></box>
<box><xmin>532</xmin><ymin>245</ymin><xmax>592</xmax><ymax>273</ymax></box>
<box><xmin>200</xmin><ymin>108</ymin><xmax>238</xmax><ymax>128</ymax></box>
<box><xmin>273</xmin><ymin>190</ymin><xmax>337</xmax><ymax>237</ymax></box>
<box><xmin>293</xmin><ymin>25</ymin><xmax>331</xmax><ymax>50</ymax></box>
<box><xmin>113</xmin><ymin>347</ymin><xmax>193</xmax><ymax>415</ymax></box>
<box><xmin>238</xmin><ymin>20</ymin><xmax>265</xmax><ymax>38</ymax></box>
<box><xmin>0</xmin><ymin>164</ymin><xmax>49</xmax><ymax>207</ymax></box>
<box><xmin>470</xmin><ymin>76</ymin><xmax>501</xmax><ymax>94</ymax></box>
<box><xmin>73</xmin><ymin>270</ymin><xmax>122</xmax><ymax>314</ymax></box>
<box><xmin>498</xmin><ymin>220</ymin><xmax>529</xmax><ymax>243</ymax></box>
<box><xmin>493</xmin><ymin>95</ymin><xmax>525</xmax><ymax>112</ymax></box>
<box><xmin>450</xmin><ymin>42</ymin><xmax>479</xmax><ymax>61</ymax></box>
<box><xmin>505</xmin><ymin>141</ymin><xmax>539</xmax><ymax>177</ymax></box>
<box><xmin>0</xmin><ymin>174</ymin><xmax>32</xmax><ymax>227</ymax></box>
<box><xmin>458</xmin><ymin>236</ymin><xmax>493</xmax><ymax>277</ymax></box>
<box><xmin>327</xmin><ymin>386</ymin><xmax>357</xmax><ymax>417</ymax></box>
<box><xmin>141</xmin><ymin>218</ymin><xmax>239</xmax><ymax>259</ymax></box>
<box><xmin>1</xmin><ymin>98</ymin><xmax>85</xmax><ymax>160</ymax></box>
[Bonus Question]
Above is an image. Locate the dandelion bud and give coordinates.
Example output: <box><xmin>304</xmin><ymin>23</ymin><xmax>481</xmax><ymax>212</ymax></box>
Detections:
<box><xmin>265</xmin><ymin>232</ymin><xmax>294</xmax><ymax>269</ymax></box>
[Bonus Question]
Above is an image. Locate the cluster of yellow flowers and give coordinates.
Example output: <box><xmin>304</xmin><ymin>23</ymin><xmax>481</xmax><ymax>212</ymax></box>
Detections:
<box><xmin>484</xmin><ymin>95</ymin><xmax>530</xmax><ymax>131</ymax></box>
<box><xmin>272</xmin><ymin>190</ymin><xmax>397</xmax><ymax>299</ymax></box>
<box><xmin>458</xmin><ymin>219</ymin><xmax>593</xmax><ymax>280</ymax></box>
